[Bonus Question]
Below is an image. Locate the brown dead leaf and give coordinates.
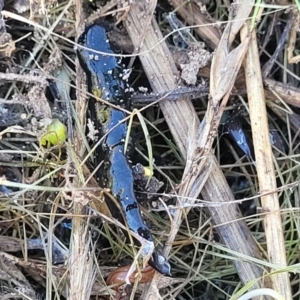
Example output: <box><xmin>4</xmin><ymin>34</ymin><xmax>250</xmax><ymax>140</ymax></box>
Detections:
<box><xmin>229</xmin><ymin>0</ymin><xmax>255</xmax><ymax>44</ymax></box>
<box><xmin>210</xmin><ymin>1</ymin><xmax>254</xmax><ymax>104</ymax></box>
<box><xmin>210</xmin><ymin>35</ymin><xmax>251</xmax><ymax>102</ymax></box>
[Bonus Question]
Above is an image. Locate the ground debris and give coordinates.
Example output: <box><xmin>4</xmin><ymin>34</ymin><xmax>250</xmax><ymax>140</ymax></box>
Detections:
<box><xmin>180</xmin><ymin>43</ymin><xmax>211</xmax><ymax>85</ymax></box>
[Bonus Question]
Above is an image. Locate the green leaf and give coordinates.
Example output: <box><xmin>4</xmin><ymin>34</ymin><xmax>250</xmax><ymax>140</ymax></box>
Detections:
<box><xmin>40</xmin><ymin>119</ymin><xmax>67</xmax><ymax>146</ymax></box>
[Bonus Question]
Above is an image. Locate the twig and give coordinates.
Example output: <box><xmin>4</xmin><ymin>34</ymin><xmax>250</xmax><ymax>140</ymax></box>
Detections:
<box><xmin>0</xmin><ymin>72</ymin><xmax>48</xmax><ymax>84</ymax></box>
<box><xmin>241</xmin><ymin>20</ymin><xmax>292</xmax><ymax>300</ymax></box>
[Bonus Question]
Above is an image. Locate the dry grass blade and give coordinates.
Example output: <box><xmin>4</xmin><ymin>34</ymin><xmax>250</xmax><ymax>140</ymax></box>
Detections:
<box><xmin>125</xmin><ymin>109</ymin><xmax>154</xmax><ymax>177</ymax></box>
<box><xmin>241</xmin><ymin>19</ymin><xmax>292</xmax><ymax>299</ymax></box>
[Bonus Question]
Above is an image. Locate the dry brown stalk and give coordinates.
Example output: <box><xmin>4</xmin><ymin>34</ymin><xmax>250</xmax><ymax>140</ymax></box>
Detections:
<box><xmin>265</xmin><ymin>78</ymin><xmax>300</xmax><ymax>108</ymax></box>
<box><xmin>67</xmin><ymin>1</ymin><xmax>97</xmax><ymax>299</ymax></box>
<box><xmin>241</xmin><ymin>21</ymin><xmax>292</xmax><ymax>300</ymax></box>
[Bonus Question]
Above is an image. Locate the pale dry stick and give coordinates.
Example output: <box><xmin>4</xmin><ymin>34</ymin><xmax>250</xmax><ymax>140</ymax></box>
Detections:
<box><xmin>126</xmin><ymin>1</ymin><xmax>272</xmax><ymax>299</ymax></box>
<box><xmin>241</xmin><ymin>22</ymin><xmax>292</xmax><ymax>300</ymax></box>
<box><xmin>67</xmin><ymin>154</ymin><xmax>97</xmax><ymax>300</ymax></box>
<box><xmin>287</xmin><ymin>8</ymin><xmax>300</xmax><ymax>64</ymax></box>
<box><xmin>265</xmin><ymin>78</ymin><xmax>300</xmax><ymax>108</ymax></box>
<box><xmin>67</xmin><ymin>0</ymin><xmax>97</xmax><ymax>300</ymax></box>
<box><xmin>68</xmin><ymin>199</ymin><xmax>96</xmax><ymax>300</ymax></box>
<box><xmin>74</xmin><ymin>0</ymin><xmax>89</xmax><ymax>159</ymax></box>
<box><xmin>0</xmin><ymin>72</ymin><xmax>48</xmax><ymax>85</ymax></box>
